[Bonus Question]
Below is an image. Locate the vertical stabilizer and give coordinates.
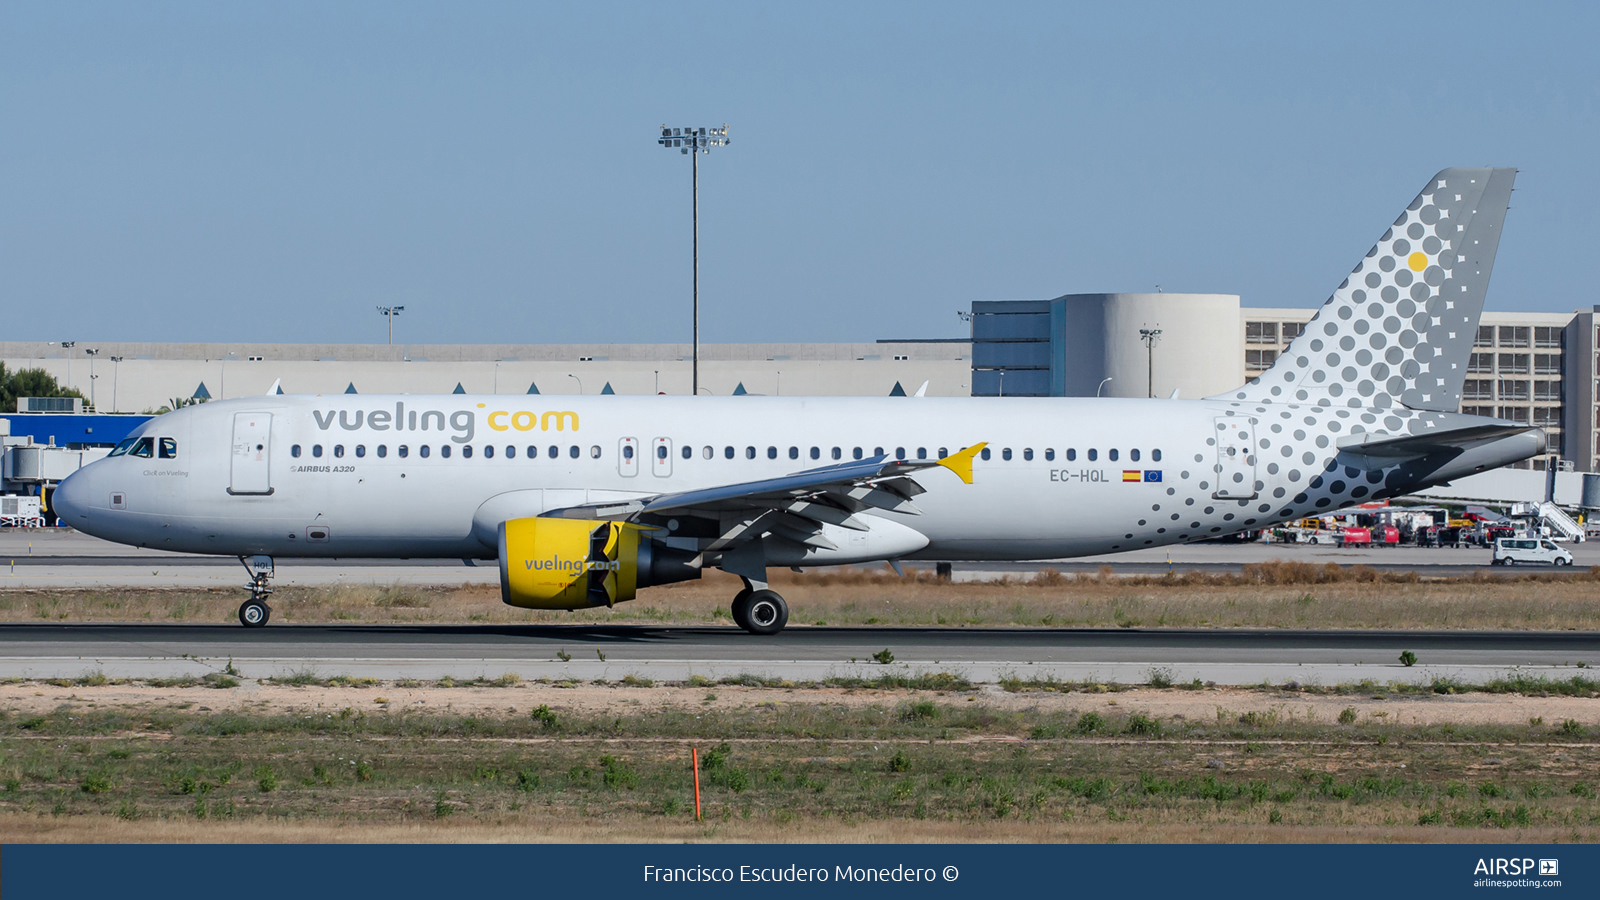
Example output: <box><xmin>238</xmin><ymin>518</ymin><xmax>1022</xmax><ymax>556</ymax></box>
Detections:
<box><xmin>1219</xmin><ymin>167</ymin><xmax>1516</xmax><ymax>411</ymax></box>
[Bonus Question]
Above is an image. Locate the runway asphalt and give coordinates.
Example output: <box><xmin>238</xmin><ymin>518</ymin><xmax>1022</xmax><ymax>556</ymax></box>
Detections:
<box><xmin>1</xmin><ymin>622</ymin><xmax>1593</xmax><ymax>686</ymax></box>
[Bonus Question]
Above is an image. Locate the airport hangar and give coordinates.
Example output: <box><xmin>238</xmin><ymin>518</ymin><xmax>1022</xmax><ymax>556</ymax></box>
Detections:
<box><xmin>4</xmin><ymin>293</ymin><xmax>1598</xmax><ymax>507</ymax></box>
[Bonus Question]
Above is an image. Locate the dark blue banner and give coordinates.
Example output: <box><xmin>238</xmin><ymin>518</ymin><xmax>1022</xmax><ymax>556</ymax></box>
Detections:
<box><xmin>3</xmin><ymin>843</ymin><xmax>1594</xmax><ymax>899</ymax></box>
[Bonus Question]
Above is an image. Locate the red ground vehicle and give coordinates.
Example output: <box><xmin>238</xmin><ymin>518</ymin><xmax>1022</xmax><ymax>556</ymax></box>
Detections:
<box><xmin>1336</xmin><ymin>527</ymin><xmax>1372</xmax><ymax>547</ymax></box>
<box><xmin>1375</xmin><ymin>524</ymin><xmax>1399</xmax><ymax>546</ymax></box>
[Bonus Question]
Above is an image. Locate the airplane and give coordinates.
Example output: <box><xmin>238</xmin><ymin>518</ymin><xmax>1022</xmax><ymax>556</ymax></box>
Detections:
<box><xmin>52</xmin><ymin>167</ymin><xmax>1542</xmax><ymax>634</ymax></box>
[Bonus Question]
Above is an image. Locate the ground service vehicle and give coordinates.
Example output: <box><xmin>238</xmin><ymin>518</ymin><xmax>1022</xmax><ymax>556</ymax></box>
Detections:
<box><xmin>1492</xmin><ymin>537</ymin><xmax>1573</xmax><ymax>566</ymax></box>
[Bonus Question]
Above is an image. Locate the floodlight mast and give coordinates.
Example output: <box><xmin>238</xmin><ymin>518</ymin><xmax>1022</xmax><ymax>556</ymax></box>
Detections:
<box><xmin>658</xmin><ymin>124</ymin><xmax>729</xmax><ymax>396</ymax></box>
<box><xmin>377</xmin><ymin>306</ymin><xmax>405</xmax><ymax>345</ymax></box>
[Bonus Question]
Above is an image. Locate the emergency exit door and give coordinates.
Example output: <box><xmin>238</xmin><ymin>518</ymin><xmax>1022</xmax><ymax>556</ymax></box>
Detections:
<box><xmin>229</xmin><ymin>413</ymin><xmax>274</xmax><ymax>495</ymax></box>
<box><xmin>1212</xmin><ymin>417</ymin><xmax>1258</xmax><ymax>500</ymax></box>
<box><xmin>652</xmin><ymin>438</ymin><xmax>673</xmax><ymax>477</ymax></box>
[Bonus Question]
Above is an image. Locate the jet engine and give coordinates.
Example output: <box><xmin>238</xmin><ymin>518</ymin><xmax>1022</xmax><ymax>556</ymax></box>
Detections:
<box><xmin>497</xmin><ymin>518</ymin><xmax>700</xmax><ymax>609</ymax></box>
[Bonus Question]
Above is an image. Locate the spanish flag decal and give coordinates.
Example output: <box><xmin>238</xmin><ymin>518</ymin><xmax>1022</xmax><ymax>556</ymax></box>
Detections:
<box><xmin>1121</xmin><ymin>470</ymin><xmax>1141</xmax><ymax>482</ymax></box>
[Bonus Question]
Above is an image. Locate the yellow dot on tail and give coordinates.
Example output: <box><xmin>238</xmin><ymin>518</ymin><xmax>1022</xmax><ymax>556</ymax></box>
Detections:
<box><xmin>1407</xmin><ymin>252</ymin><xmax>1427</xmax><ymax>271</ymax></box>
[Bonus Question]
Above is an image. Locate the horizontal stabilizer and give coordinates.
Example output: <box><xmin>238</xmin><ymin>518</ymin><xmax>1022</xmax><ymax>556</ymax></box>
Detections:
<box><xmin>1336</xmin><ymin>423</ymin><xmax>1540</xmax><ymax>462</ymax></box>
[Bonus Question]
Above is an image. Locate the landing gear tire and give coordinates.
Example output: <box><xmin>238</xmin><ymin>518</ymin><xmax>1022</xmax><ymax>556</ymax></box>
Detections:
<box><xmin>239</xmin><ymin>599</ymin><xmax>271</xmax><ymax>628</ymax></box>
<box><xmin>730</xmin><ymin>589</ymin><xmax>753</xmax><ymax>631</ymax></box>
<box><xmin>741</xmin><ymin>590</ymin><xmax>789</xmax><ymax>636</ymax></box>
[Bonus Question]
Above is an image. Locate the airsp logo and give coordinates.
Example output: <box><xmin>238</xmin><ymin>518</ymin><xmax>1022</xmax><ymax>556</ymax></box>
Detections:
<box><xmin>1474</xmin><ymin>859</ymin><xmax>1544</xmax><ymax>876</ymax></box>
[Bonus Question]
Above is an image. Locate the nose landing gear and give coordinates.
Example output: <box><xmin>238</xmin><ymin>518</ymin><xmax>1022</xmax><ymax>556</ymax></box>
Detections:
<box><xmin>237</xmin><ymin>555</ymin><xmax>274</xmax><ymax>628</ymax></box>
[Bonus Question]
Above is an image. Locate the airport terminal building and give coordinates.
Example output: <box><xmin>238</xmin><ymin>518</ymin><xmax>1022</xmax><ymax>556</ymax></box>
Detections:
<box><xmin>6</xmin><ymin>294</ymin><xmax>1599</xmax><ymax>473</ymax></box>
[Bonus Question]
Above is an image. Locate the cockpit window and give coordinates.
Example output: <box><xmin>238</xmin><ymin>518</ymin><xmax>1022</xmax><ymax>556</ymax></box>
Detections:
<box><xmin>129</xmin><ymin>437</ymin><xmax>155</xmax><ymax>458</ymax></box>
<box><xmin>108</xmin><ymin>438</ymin><xmax>137</xmax><ymax>457</ymax></box>
<box><xmin>158</xmin><ymin>438</ymin><xmax>178</xmax><ymax>459</ymax></box>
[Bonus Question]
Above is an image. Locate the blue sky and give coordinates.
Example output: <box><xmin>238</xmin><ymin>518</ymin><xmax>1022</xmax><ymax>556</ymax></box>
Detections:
<box><xmin>2</xmin><ymin>2</ymin><xmax>1596</xmax><ymax>345</ymax></box>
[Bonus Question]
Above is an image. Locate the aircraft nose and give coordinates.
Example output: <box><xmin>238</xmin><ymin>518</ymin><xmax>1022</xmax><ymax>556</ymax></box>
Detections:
<box><xmin>51</xmin><ymin>469</ymin><xmax>91</xmax><ymax>527</ymax></box>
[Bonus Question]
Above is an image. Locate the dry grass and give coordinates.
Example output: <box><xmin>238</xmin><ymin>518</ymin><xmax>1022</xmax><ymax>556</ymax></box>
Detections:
<box><xmin>0</xmin><ymin>684</ymin><xmax>1595</xmax><ymax>844</ymax></box>
<box><xmin>3</xmin><ymin>561</ymin><xmax>1600</xmax><ymax>630</ymax></box>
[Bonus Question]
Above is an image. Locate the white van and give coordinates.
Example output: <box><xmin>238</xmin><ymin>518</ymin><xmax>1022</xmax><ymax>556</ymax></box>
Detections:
<box><xmin>1492</xmin><ymin>537</ymin><xmax>1574</xmax><ymax>566</ymax></box>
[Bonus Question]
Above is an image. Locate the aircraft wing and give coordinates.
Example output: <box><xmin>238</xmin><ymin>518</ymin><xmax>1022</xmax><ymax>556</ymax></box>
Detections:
<box><xmin>542</xmin><ymin>443</ymin><xmax>986</xmax><ymax>552</ymax></box>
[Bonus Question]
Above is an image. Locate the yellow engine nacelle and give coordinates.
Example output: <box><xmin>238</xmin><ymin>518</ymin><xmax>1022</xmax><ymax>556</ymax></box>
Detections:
<box><xmin>497</xmin><ymin>517</ymin><xmax>700</xmax><ymax>610</ymax></box>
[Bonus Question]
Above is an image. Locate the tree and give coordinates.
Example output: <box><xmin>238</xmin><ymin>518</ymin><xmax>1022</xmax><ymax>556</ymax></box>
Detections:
<box><xmin>0</xmin><ymin>363</ymin><xmax>86</xmax><ymax>413</ymax></box>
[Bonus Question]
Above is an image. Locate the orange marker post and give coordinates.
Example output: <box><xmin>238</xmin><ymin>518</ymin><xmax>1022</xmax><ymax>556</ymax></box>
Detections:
<box><xmin>691</xmin><ymin>747</ymin><xmax>702</xmax><ymax>820</ymax></box>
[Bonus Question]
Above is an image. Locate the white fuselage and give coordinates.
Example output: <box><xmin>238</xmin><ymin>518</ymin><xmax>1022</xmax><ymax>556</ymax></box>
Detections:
<box><xmin>52</xmin><ymin>393</ymin><xmax>1535</xmax><ymax>562</ymax></box>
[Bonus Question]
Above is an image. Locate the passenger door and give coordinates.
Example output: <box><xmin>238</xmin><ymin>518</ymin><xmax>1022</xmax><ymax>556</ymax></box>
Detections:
<box><xmin>1212</xmin><ymin>417</ymin><xmax>1258</xmax><ymax>500</ymax></box>
<box><xmin>652</xmin><ymin>437</ymin><xmax>673</xmax><ymax>477</ymax></box>
<box><xmin>228</xmin><ymin>413</ymin><xmax>273</xmax><ymax>495</ymax></box>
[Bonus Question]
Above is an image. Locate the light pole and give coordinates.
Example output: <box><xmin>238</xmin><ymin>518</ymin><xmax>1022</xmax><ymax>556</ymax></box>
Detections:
<box><xmin>568</xmin><ymin>374</ymin><xmax>583</xmax><ymax>395</ymax></box>
<box><xmin>657</xmin><ymin>124</ymin><xmax>730</xmax><ymax>398</ymax></box>
<box><xmin>61</xmin><ymin>341</ymin><xmax>75</xmax><ymax>395</ymax></box>
<box><xmin>109</xmin><ymin>357</ymin><xmax>123</xmax><ymax>412</ymax></box>
<box><xmin>1139</xmin><ymin>327</ymin><xmax>1163</xmax><ymax>398</ymax></box>
<box><xmin>377</xmin><ymin>306</ymin><xmax>405</xmax><ymax>345</ymax></box>
<box><xmin>84</xmin><ymin>349</ymin><xmax>99</xmax><ymax>410</ymax></box>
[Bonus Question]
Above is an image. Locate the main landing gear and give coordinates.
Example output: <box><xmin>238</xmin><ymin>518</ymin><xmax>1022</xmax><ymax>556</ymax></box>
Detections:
<box><xmin>237</xmin><ymin>555</ymin><xmax>274</xmax><ymax>628</ymax></box>
<box><xmin>730</xmin><ymin>583</ymin><xmax>789</xmax><ymax>636</ymax></box>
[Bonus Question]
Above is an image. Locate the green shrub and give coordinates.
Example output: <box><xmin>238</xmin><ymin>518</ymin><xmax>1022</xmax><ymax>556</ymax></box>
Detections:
<box><xmin>530</xmin><ymin>705</ymin><xmax>559</xmax><ymax>729</ymax></box>
<box><xmin>1075</xmin><ymin>712</ymin><xmax>1104</xmax><ymax>734</ymax></box>
<box><xmin>889</xmin><ymin>750</ymin><xmax>911</xmax><ymax>773</ymax></box>
<box><xmin>1560</xmin><ymin>719</ymin><xmax>1585</xmax><ymax>737</ymax></box>
<box><xmin>256</xmin><ymin>766</ymin><xmax>278</xmax><ymax>793</ymax></box>
<box><xmin>1398</xmin><ymin>650</ymin><xmax>1417</xmax><ymax>667</ymax></box>
<box><xmin>1337</xmin><ymin>708</ymin><xmax>1357</xmax><ymax>725</ymax></box>
<box><xmin>1126</xmin><ymin>713</ymin><xmax>1161</xmax><ymax>735</ymax></box>
<box><xmin>515</xmin><ymin>770</ymin><xmax>540</xmax><ymax>792</ymax></box>
<box><xmin>79</xmin><ymin>773</ymin><xmax>113</xmax><ymax>794</ymax></box>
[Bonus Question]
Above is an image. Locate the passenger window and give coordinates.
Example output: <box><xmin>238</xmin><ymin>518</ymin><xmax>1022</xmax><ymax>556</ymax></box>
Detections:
<box><xmin>702</xmin><ymin>446</ymin><xmax>713</xmax><ymax>459</ymax></box>
<box><xmin>334</xmin><ymin>445</ymin><xmax>344</xmax><ymax>458</ymax></box>
<box><xmin>589</xmin><ymin>446</ymin><xmax>600</xmax><ymax>459</ymax></box>
<box><xmin>1023</xmin><ymin>448</ymin><xmax>1033</xmax><ymax>461</ymax></box>
<box><xmin>130</xmin><ymin>437</ymin><xmax>154</xmax><ymax>458</ymax></box>
<box><xmin>1109</xmin><ymin>449</ymin><xmax>1119</xmax><ymax>462</ymax></box>
<box><xmin>810</xmin><ymin>447</ymin><xmax>820</xmax><ymax>460</ymax></box>
<box><xmin>831</xmin><ymin>447</ymin><xmax>842</xmax><ymax>460</ymax></box>
<box><xmin>526</xmin><ymin>446</ymin><xmax>537</xmax><ymax>458</ymax></box>
<box><xmin>290</xmin><ymin>444</ymin><xmax>301</xmax><ymax>458</ymax></box>
<box><xmin>657</xmin><ymin>445</ymin><xmax>668</xmax><ymax>459</ymax></box>
<box><xmin>873</xmin><ymin>447</ymin><xmax>884</xmax><ymax>457</ymax></box>
<box><xmin>420</xmin><ymin>445</ymin><xmax>430</xmax><ymax>458</ymax></box>
<box><xmin>440</xmin><ymin>445</ymin><xmax>451</xmax><ymax>458</ymax></box>
<box><xmin>569</xmin><ymin>445</ymin><xmax>580</xmax><ymax>459</ymax></box>
<box><xmin>746</xmin><ymin>446</ymin><xmax>755</xmax><ymax>459</ymax></box>
<box><xmin>312</xmin><ymin>445</ymin><xmax>323</xmax><ymax>459</ymax></box>
<box><xmin>789</xmin><ymin>447</ymin><xmax>799</xmax><ymax>460</ymax></box>
<box><xmin>895</xmin><ymin>447</ymin><xmax>906</xmax><ymax>459</ymax></box>
<box><xmin>852</xmin><ymin>447</ymin><xmax>862</xmax><ymax>460</ymax></box>
<box><xmin>724</xmin><ymin>446</ymin><xmax>735</xmax><ymax>459</ymax></box>
<box><xmin>461</xmin><ymin>445</ymin><xmax>473</xmax><ymax>459</ymax></box>
<box><xmin>355</xmin><ymin>445</ymin><xmax>366</xmax><ymax>458</ymax></box>
<box><xmin>938</xmin><ymin>447</ymin><xmax>948</xmax><ymax>459</ymax></box>
<box><xmin>767</xmin><ymin>446</ymin><xmax>777</xmax><ymax>459</ymax></box>
<box><xmin>681</xmin><ymin>445</ymin><xmax>691</xmax><ymax>459</ymax></box>
<box><xmin>505</xmin><ymin>446</ymin><xmax>515</xmax><ymax>459</ymax></box>
<box><xmin>981</xmin><ymin>448</ymin><xmax>992</xmax><ymax>461</ymax></box>
<box><xmin>917</xmin><ymin>448</ymin><xmax>927</xmax><ymax>460</ymax></box>
<box><xmin>398</xmin><ymin>445</ymin><xmax>409</xmax><ymax>458</ymax></box>
<box><xmin>1001</xmin><ymin>448</ymin><xmax>1012</xmax><ymax>461</ymax></box>
<box><xmin>159</xmin><ymin>438</ymin><xmax>178</xmax><ymax>459</ymax></box>
<box><xmin>377</xmin><ymin>445</ymin><xmax>387</xmax><ymax>458</ymax></box>
<box><xmin>1088</xmin><ymin>449</ymin><xmax>1097</xmax><ymax>461</ymax></box>
<box><xmin>1152</xmin><ymin>449</ymin><xmax>1162</xmax><ymax>462</ymax></box>
<box><xmin>1045</xmin><ymin>449</ymin><xmax>1054</xmax><ymax>461</ymax></box>
<box><xmin>1066</xmin><ymin>449</ymin><xmax>1076</xmax><ymax>461</ymax></box>
<box><xmin>548</xmin><ymin>446</ymin><xmax>559</xmax><ymax>459</ymax></box>
<box><xmin>483</xmin><ymin>445</ymin><xmax>493</xmax><ymax>459</ymax></box>
<box><xmin>109</xmin><ymin>438</ymin><xmax>136</xmax><ymax>457</ymax></box>
<box><xmin>623</xmin><ymin>445</ymin><xmax>634</xmax><ymax>460</ymax></box>
<box><xmin>1130</xmin><ymin>448</ymin><xmax>1140</xmax><ymax>462</ymax></box>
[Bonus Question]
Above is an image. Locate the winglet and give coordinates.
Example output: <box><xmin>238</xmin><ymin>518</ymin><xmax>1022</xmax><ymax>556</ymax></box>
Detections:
<box><xmin>936</xmin><ymin>442</ymin><xmax>987</xmax><ymax>484</ymax></box>
<box><xmin>913</xmin><ymin>380</ymin><xmax>929</xmax><ymax>397</ymax></box>
<box><xmin>265</xmin><ymin>378</ymin><xmax>281</xmax><ymax>396</ymax></box>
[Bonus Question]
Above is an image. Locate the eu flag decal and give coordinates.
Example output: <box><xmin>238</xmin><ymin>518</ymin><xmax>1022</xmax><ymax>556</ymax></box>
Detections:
<box><xmin>1144</xmin><ymin>470</ymin><xmax>1162</xmax><ymax>482</ymax></box>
